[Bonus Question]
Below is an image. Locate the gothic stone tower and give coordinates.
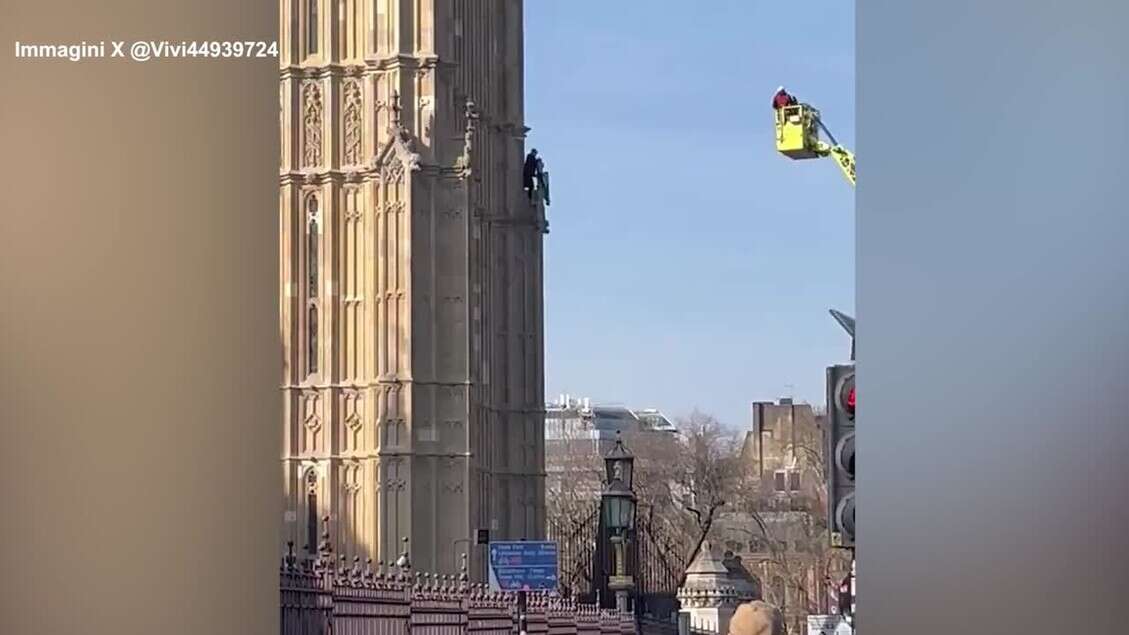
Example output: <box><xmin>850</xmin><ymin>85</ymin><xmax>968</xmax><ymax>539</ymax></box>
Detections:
<box><xmin>279</xmin><ymin>0</ymin><xmax>547</xmax><ymax>579</ymax></box>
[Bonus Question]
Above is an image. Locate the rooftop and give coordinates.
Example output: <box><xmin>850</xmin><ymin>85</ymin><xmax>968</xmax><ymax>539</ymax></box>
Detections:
<box><xmin>545</xmin><ymin>396</ymin><xmax>679</xmax><ymax>435</ymax></box>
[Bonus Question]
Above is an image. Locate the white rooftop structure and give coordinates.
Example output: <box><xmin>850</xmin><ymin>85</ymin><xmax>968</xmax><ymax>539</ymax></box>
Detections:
<box><xmin>544</xmin><ymin>394</ymin><xmax>679</xmax><ymax>442</ymax></box>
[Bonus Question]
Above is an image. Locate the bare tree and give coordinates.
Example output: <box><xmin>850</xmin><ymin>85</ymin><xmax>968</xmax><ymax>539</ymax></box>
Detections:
<box><xmin>724</xmin><ymin>425</ymin><xmax>851</xmax><ymax>622</ymax></box>
<box><xmin>543</xmin><ymin>405</ymin><xmax>852</xmax><ymax>612</ymax></box>
<box><xmin>731</xmin><ymin>508</ymin><xmax>848</xmax><ymax>621</ymax></box>
<box><xmin>644</xmin><ymin>410</ymin><xmax>748</xmax><ymax>584</ymax></box>
<box><xmin>545</xmin><ymin>424</ymin><xmax>603</xmax><ymax>526</ymax></box>
<box><xmin>543</xmin><ymin>420</ymin><xmax>607</xmax><ymax>598</ymax></box>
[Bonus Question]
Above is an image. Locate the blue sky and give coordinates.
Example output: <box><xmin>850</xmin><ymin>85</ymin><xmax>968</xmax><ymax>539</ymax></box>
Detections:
<box><xmin>525</xmin><ymin>1</ymin><xmax>855</xmax><ymax>429</ymax></box>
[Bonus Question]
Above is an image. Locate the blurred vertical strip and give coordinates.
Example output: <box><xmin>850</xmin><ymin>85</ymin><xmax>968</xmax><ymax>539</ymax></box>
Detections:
<box><xmin>859</xmin><ymin>2</ymin><xmax>1129</xmax><ymax>635</ymax></box>
<box><xmin>0</xmin><ymin>2</ymin><xmax>280</xmax><ymax>635</ymax></box>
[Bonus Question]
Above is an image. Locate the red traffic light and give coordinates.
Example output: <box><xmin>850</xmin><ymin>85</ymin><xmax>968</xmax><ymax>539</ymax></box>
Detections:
<box><xmin>837</xmin><ymin>374</ymin><xmax>855</xmax><ymax>419</ymax></box>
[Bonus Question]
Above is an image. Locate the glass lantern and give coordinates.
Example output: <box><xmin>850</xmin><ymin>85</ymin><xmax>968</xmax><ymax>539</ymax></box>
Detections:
<box><xmin>603</xmin><ymin>433</ymin><xmax>634</xmax><ymax>490</ymax></box>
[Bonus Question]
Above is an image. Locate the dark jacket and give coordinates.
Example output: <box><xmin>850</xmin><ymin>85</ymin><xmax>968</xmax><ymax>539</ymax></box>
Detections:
<box><xmin>522</xmin><ymin>153</ymin><xmax>538</xmax><ymax>188</ymax></box>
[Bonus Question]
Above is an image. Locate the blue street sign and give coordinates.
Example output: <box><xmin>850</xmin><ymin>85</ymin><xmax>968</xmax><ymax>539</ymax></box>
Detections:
<box><xmin>487</xmin><ymin>541</ymin><xmax>559</xmax><ymax>592</ymax></box>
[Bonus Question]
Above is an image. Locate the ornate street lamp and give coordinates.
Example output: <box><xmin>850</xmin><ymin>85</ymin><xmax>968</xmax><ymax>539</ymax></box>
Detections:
<box><xmin>602</xmin><ymin>477</ymin><xmax>637</xmax><ymax>532</ymax></box>
<box><xmin>601</xmin><ymin>433</ymin><xmax>637</xmax><ymax>615</ymax></box>
<box><xmin>604</xmin><ymin>434</ymin><xmax>634</xmax><ymax>490</ymax></box>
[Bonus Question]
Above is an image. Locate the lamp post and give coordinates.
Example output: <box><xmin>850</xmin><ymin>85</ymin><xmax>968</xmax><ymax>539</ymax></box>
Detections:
<box><xmin>601</xmin><ymin>434</ymin><xmax>637</xmax><ymax>615</ymax></box>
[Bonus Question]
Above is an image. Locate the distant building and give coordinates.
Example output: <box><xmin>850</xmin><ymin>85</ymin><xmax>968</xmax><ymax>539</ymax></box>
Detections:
<box><xmin>635</xmin><ymin>408</ymin><xmax>678</xmax><ymax>433</ymax></box>
<box><xmin>545</xmin><ymin>395</ymin><xmax>678</xmax><ymax>454</ymax></box>
<box><xmin>544</xmin><ymin>395</ymin><xmax>680</xmax><ymax>505</ymax></box>
<box><xmin>741</xmin><ymin>399</ymin><xmax>824</xmax><ymax>512</ymax></box>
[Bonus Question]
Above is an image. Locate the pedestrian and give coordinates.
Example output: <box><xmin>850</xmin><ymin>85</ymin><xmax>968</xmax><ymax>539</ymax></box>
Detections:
<box><xmin>728</xmin><ymin>600</ymin><xmax>785</xmax><ymax>635</ymax></box>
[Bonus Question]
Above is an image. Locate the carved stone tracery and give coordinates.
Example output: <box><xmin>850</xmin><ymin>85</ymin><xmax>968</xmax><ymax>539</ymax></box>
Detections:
<box><xmin>456</xmin><ymin>98</ymin><xmax>478</xmax><ymax>178</ymax></box>
<box><xmin>303</xmin><ymin>392</ymin><xmax>322</xmax><ymax>432</ymax></box>
<box><xmin>302</xmin><ymin>82</ymin><xmax>323</xmax><ymax>168</ymax></box>
<box><xmin>345</xmin><ymin>391</ymin><xmax>363</xmax><ymax>432</ymax></box>
<box><xmin>343</xmin><ymin>81</ymin><xmax>363</xmax><ymax>165</ymax></box>
<box><xmin>343</xmin><ymin>463</ymin><xmax>363</xmax><ymax>494</ymax></box>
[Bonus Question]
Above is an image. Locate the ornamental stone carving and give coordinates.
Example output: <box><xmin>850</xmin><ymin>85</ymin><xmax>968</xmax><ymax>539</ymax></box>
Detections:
<box><xmin>303</xmin><ymin>392</ymin><xmax>322</xmax><ymax>432</ymax></box>
<box><xmin>302</xmin><ymin>82</ymin><xmax>323</xmax><ymax>168</ymax></box>
<box><xmin>344</xmin><ymin>391</ymin><xmax>363</xmax><ymax>432</ymax></box>
<box><xmin>343</xmin><ymin>81</ymin><xmax>363</xmax><ymax>165</ymax></box>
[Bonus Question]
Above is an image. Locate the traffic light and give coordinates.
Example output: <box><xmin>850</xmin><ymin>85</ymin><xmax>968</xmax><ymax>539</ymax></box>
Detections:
<box><xmin>826</xmin><ymin>363</ymin><xmax>855</xmax><ymax>548</ymax></box>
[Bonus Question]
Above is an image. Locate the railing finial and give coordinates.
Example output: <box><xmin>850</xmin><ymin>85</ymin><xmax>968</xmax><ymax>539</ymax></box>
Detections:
<box><xmin>394</xmin><ymin>536</ymin><xmax>411</xmax><ymax>570</ymax></box>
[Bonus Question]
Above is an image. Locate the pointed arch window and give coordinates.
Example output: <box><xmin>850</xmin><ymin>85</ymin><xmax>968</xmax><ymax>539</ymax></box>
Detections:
<box><xmin>307</xmin><ymin>0</ymin><xmax>319</xmax><ymax>55</ymax></box>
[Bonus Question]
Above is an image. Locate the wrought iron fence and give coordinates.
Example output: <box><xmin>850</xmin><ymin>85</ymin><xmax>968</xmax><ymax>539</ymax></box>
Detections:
<box><xmin>549</xmin><ymin>503</ymin><xmax>688</xmax><ymax>621</ymax></box>
<box><xmin>632</xmin><ymin>508</ymin><xmax>687</xmax><ymax>621</ymax></box>
<box><xmin>548</xmin><ymin>509</ymin><xmax>600</xmax><ymax>602</ymax></box>
<box><xmin>280</xmin><ymin>539</ymin><xmax>637</xmax><ymax>635</ymax></box>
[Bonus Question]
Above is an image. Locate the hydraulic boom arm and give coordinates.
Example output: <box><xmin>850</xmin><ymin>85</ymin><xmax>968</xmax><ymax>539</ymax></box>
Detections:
<box><xmin>774</xmin><ymin>102</ymin><xmax>855</xmax><ymax>188</ymax></box>
<box><xmin>824</xmin><ymin>144</ymin><xmax>855</xmax><ymax>187</ymax></box>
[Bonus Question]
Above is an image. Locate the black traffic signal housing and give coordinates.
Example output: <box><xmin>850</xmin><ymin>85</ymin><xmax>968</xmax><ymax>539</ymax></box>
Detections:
<box><xmin>826</xmin><ymin>364</ymin><xmax>855</xmax><ymax>548</ymax></box>
<box><xmin>837</xmin><ymin>573</ymin><xmax>852</xmax><ymax>617</ymax></box>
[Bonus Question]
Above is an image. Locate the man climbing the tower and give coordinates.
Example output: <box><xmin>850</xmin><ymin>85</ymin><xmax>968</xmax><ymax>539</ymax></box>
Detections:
<box><xmin>523</xmin><ymin>148</ymin><xmax>539</xmax><ymax>200</ymax></box>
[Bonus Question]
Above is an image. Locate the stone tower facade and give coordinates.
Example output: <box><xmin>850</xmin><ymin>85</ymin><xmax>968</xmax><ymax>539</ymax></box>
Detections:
<box><xmin>279</xmin><ymin>0</ymin><xmax>547</xmax><ymax>579</ymax></box>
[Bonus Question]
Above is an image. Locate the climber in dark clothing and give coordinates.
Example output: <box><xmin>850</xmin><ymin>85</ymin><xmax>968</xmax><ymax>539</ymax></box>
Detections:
<box><xmin>523</xmin><ymin>149</ymin><xmax>539</xmax><ymax>199</ymax></box>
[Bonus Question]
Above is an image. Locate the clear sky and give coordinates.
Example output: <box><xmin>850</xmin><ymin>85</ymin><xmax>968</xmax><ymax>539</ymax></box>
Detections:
<box><xmin>525</xmin><ymin>1</ymin><xmax>855</xmax><ymax>429</ymax></box>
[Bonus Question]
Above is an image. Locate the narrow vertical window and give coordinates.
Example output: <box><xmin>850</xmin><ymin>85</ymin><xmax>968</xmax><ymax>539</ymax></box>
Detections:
<box><xmin>306</xmin><ymin>194</ymin><xmax>320</xmax><ymax>378</ymax></box>
<box><xmin>308</xmin><ymin>306</ymin><xmax>319</xmax><ymax>376</ymax></box>
<box><xmin>305</xmin><ymin>471</ymin><xmax>318</xmax><ymax>553</ymax></box>
<box><xmin>307</xmin><ymin>0</ymin><xmax>319</xmax><ymax>54</ymax></box>
<box><xmin>306</xmin><ymin>195</ymin><xmax>319</xmax><ymax>298</ymax></box>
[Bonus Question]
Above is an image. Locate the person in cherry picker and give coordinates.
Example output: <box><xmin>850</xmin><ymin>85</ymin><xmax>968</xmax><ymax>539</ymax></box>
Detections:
<box><xmin>772</xmin><ymin>85</ymin><xmax>797</xmax><ymax>110</ymax></box>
